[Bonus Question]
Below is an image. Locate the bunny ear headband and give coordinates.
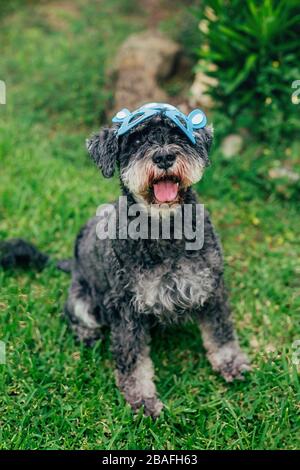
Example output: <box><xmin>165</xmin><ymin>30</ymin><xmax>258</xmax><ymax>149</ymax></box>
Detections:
<box><xmin>112</xmin><ymin>102</ymin><xmax>207</xmax><ymax>144</ymax></box>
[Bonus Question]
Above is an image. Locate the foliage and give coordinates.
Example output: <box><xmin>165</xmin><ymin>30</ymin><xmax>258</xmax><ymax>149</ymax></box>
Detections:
<box><xmin>193</xmin><ymin>0</ymin><xmax>300</xmax><ymax>143</ymax></box>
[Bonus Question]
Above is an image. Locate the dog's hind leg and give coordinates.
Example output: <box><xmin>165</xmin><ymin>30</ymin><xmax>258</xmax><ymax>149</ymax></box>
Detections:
<box><xmin>64</xmin><ymin>277</ymin><xmax>104</xmax><ymax>347</ymax></box>
<box><xmin>199</xmin><ymin>279</ymin><xmax>251</xmax><ymax>382</ymax></box>
<box><xmin>111</xmin><ymin>312</ymin><xmax>163</xmax><ymax>418</ymax></box>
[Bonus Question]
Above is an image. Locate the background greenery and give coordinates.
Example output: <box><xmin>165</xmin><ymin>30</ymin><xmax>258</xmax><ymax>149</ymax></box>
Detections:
<box><xmin>0</xmin><ymin>0</ymin><xmax>299</xmax><ymax>450</ymax></box>
<box><xmin>192</xmin><ymin>0</ymin><xmax>300</xmax><ymax>202</ymax></box>
<box><xmin>194</xmin><ymin>0</ymin><xmax>300</xmax><ymax>141</ymax></box>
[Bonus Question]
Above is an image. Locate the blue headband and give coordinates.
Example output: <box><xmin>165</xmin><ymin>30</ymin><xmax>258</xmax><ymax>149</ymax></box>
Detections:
<box><xmin>112</xmin><ymin>102</ymin><xmax>207</xmax><ymax>144</ymax></box>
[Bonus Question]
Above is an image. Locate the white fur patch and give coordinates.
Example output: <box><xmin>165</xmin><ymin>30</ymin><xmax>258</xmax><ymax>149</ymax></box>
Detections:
<box><xmin>131</xmin><ymin>346</ymin><xmax>157</xmax><ymax>398</ymax></box>
<box><xmin>132</xmin><ymin>261</ymin><xmax>214</xmax><ymax>316</ymax></box>
<box><xmin>121</xmin><ymin>145</ymin><xmax>205</xmax><ymax>200</ymax></box>
<box><xmin>205</xmin><ymin>340</ymin><xmax>239</xmax><ymax>362</ymax></box>
<box><xmin>74</xmin><ymin>299</ymin><xmax>98</xmax><ymax>328</ymax></box>
<box><xmin>199</xmin><ymin>331</ymin><xmax>251</xmax><ymax>381</ymax></box>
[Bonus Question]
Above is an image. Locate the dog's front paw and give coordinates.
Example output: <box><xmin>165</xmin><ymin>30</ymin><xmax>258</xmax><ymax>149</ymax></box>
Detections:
<box><xmin>130</xmin><ymin>396</ymin><xmax>164</xmax><ymax>418</ymax></box>
<box><xmin>116</xmin><ymin>371</ymin><xmax>163</xmax><ymax>418</ymax></box>
<box><xmin>208</xmin><ymin>341</ymin><xmax>251</xmax><ymax>382</ymax></box>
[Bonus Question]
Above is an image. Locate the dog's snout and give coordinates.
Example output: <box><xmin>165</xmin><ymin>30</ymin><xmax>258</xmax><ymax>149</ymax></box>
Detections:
<box><xmin>152</xmin><ymin>152</ymin><xmax>176</xmax><ymax>170</ymax></box>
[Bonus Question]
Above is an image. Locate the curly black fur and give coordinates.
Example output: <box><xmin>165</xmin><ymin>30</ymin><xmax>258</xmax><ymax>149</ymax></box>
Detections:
<box><xmin>0</xmin><ymin>238</ymin><xmax>72</xmax><ymax>272</ymax></box>
<box><xmin>63</xmin><ymin>114</ymin><xmax>250</xmax><ymax>417</ymax></box>
<box><xmin>0</xmin><ymin>238</ymin><xmax>49</xmax><ymax>270</ymax></box>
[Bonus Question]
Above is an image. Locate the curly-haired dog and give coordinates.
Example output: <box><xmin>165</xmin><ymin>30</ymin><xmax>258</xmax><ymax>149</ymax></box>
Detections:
<box><xmin>65</xmin><ymin>103</ymin><xmax>250</xmax><ymax>417</ymax></box>
<box><xmin>1</xmin><ymin>103</ymin><xmax>250</xmax><ymax>417</ymax></box>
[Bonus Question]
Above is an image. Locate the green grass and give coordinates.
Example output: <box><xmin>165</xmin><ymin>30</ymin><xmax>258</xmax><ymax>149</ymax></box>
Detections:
<box><xmin>0</xmin><ymin>0</ymin><xmax>300</xmax><ymax>450</ymax></box>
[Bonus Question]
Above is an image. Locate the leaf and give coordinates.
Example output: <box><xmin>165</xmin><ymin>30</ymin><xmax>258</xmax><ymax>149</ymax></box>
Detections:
<box><xmin>218</xmin><ymin>25</ymin><xmax>252</xmax><ymax>50</ymax></box>
<box><xmin>223</xmin><ymin>54</ymin><xmax>258</xmax><ymax>95</ymax></box>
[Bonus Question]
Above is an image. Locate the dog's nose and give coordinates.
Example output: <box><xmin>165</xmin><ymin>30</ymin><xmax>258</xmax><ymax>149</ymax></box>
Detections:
<box><xmin>152</xmin><ymin>153</ymin><xmax>176</xmax><ymax>170</ymax></box>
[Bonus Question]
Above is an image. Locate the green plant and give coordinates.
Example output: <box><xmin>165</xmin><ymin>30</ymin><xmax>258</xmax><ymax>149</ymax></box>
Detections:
<box><xmin>194</xmin><ymin>0</ymin><xmax>300</xmax><ymax>143</ymax></box>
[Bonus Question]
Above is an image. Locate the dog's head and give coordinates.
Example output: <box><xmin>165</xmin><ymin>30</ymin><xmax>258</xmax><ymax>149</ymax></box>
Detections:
<box><xmin>87</xmin><ymin>103</ymin><xmax>213</xmax><ymax>208</ymax></box>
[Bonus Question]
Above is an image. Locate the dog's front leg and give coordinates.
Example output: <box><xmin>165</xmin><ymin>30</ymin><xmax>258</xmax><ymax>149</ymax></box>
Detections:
<box><xmin>111</xmin><ymin>314</ymin><xmax>163</xmax><ymax>418</ymax></box>
<box><xmin>199</xmin><ymin>279</ymin><xmax>251</xmax><ymax>382</ymax></box>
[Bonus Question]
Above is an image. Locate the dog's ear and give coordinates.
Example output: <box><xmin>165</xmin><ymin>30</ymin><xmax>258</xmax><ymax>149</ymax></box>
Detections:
<box><xmin>203</xmin><ymin>125</ymin><xmax>214</xmax><ymax>152</ymax></box>
<box><xmin>196</xmin><ymin>125</ymin><xmax>213</xmax><ymax>151</ymax></box>
<box><xmin>86</xmin><ymin>127</ymin><xmax>119</xmax><ymax>178</ymax></box>
<box><xmin>194</xmin><ymin>125</ymin><xmax>213</xmax><ymax>165</ymax></box>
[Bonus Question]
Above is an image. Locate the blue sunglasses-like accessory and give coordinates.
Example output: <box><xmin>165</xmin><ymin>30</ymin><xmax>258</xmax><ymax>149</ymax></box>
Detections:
<box><xmin>112</xmin><ymin>102</ymin><xmax>207</xmax><ymax>145</ymax></box>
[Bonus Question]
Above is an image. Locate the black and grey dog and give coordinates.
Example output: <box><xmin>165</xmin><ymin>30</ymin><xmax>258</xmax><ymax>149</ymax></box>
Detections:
<box><xmin>1</xmin><ymin>103</ymin><xmax>250</xmax><ymax>417</ymax></box>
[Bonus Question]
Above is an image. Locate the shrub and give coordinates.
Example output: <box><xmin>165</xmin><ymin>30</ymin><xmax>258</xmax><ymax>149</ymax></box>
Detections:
<box><xmin>193</xmin><ymin>0</ymin><xmax>300</xmax><ymax>144</ymax></box>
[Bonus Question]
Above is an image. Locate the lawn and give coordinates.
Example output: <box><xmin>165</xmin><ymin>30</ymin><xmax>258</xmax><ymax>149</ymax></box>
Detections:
<box><xmin>0</xmin><ymin>0</ymin><xmax>299</xmax><ymax>450</ymax></box>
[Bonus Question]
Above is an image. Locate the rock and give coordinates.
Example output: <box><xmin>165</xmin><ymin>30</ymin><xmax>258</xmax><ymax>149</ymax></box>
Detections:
<box><xmin>268</xmin><ymin>167</ymin><xmax>300</xmax><ymax>182</ymax></box>
<box><xmin>221</xmin><ymin>134</ymin><xmax>244</xmax><ymax>158</ymax></box>
<box><xmin>189</xmin><ymin>63</ymin><xmax>218</xmax><ymax>111</ymax></box>
<box><xmin>112</xmin><ymin>30</ymin><xmax>181</xmax><ymax>114</ymax></box>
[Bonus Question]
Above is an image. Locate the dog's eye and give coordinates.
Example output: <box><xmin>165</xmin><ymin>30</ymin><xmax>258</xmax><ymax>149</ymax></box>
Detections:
<box><xmin>135</xmin><ymin>139</ymin><xmax>141</xmax><ymax>146</ymax></box>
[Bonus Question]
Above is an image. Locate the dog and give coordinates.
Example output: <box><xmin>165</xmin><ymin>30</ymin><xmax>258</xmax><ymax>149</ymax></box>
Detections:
<box><xmin>1</xmin><ymin>103</ymin><xmax>250</xmax><ymax>417</ymax></box>
<box><xmin>64</xmin><ymin>103</ymin><xmax>250</xmax><ymax>417</ymax></box>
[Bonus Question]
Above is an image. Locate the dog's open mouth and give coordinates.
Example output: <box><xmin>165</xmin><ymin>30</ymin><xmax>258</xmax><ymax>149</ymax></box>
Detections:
<box><xmin>148</xmin><ymin>175</ymin><xmax>182</xmax><ymax>204</ymax></box>
<box><xmin>153</xmin><ymin>177</ymin><xmax>179</xmax><ymax>203</ymax></box>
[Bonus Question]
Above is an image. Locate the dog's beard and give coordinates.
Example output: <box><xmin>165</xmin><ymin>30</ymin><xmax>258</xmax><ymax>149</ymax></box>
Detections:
<box><xmin>121</xmin><ymin>145</ymin><xmax>205</xmax><ymax>207</ymax></box>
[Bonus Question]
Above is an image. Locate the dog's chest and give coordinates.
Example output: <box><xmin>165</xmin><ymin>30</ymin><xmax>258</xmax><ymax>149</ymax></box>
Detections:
<box><xmin>131</xmin><ymin>259</ymin><xmax>214</xmax><ymax>319</ymax></box>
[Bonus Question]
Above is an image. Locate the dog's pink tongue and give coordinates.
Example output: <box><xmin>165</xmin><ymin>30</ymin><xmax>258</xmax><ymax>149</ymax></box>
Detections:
<box><xmin>153</xmin><ymin>181</ymin><xmax>178</xmax><ymax>203</ymax></box>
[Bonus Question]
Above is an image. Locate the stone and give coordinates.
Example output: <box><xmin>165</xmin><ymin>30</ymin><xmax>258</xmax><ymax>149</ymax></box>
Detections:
<box><xmin>221</xmin><ymin>134</ymin><xmax>244</xmax><ymax>158</ymax></box>
<box><xmin>268</xmin><ymin>167</ymin><xmax>300</xmax><ymax>182</ymax></box>
<box><xmin>112</xmin><ymin>30</ymin><xmax>181</xmax><ymax>114</ymax></box>
<box><xmin>189</xmin><ymin>63</ymin><xmax>218</xmax><ymax>111</ymax></box>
